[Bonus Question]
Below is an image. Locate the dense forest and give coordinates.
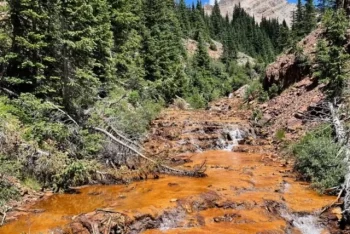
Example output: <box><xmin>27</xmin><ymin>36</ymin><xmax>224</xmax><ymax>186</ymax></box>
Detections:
<box><xmin>0</xmin><ymin>0</ymin><xmax>348</xmax><ymax>208</ymax></box>
<box><xmin>0</xmin><ymin>0</ymin><xmax>291</xmax><ymax>197</ymax></box>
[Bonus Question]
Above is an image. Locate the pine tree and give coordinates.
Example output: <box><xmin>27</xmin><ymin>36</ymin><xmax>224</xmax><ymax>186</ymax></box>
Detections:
<box><xmin>143</xmin><ymin>0</ymin><xmax>186</xmax><ymax>101</ymax></box>
<box><xmin>278</xmin><ymin>20</ymin><xmax>291</xmax><ymax>51</ymax></box>
<box><xmin>196</xmin><ymin>0</ymin><xmax>204</xmax><ymax>16</ymax></box>
<box><xmin>314</xmin><ymin>9</ymin><xmax>350</xmax><ymax>96</ymax></box>
<box><xmin>190</xmin><ymin>2</ymin><xmax>209</xmax><ymax>40</ymax></box>
<box><xmin>109</xmin><ymin>0</ymin><xmax>145</xmax><ymax>90</ymax></box>
<box><xmin>194</xmin><ymin>33</ymin><xmax>210</xmax><ymax>69</ymax></box>
<box><xmin>0</xmin><ymin>1</ymin><xmax>12</xmax><ymax>89</ymax></box>
<box><xmin>59</xmin><ymin>0</ymin><xmax>114</xmax><ymax>116</ymax></box>
<box><xmin>296</xmin><ymin>0</ymin><xmax>304</xmax><ymax>25</ymax></box>
<box><xmin>292</xmin><ymin>0</ymin><xmax>305</xmax><ymax>38</ymax></box>
<box><xmin>304</xmin><ymin>0</ymin><xmax>317</xmax><ymax>33</ymax></box>
<box><xmin>5</xmin><ymin>0</ymin><xmax>55</xmax><ymax>95</ymax></box>
<box><xmin>210</xmin><ymin>0</ymin><xmax>223</xmax><ymax>39</ymax></box>
<box><xmin>176</xmin><ymin>0</ymin><xmax>191</xmax><ymax>37</ymax></box>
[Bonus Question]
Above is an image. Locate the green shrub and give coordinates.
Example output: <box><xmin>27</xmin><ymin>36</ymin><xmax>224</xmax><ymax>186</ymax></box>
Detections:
<box><xmin>275</xmin><ymin>129</ymin><xmax>286</xmax><ymax>141</ymax></box>
<box><xmin>80</xmin><ymin>130</ymin><xmax>103</xmax><ymax>157</ymax></box>
<box><xmin>0</xmin><ymin>95</ymin><xmax>102</xmax><ymax>191</ymax></box>
<box><xmin>251</xmin><ymin>109</ymin><xmax>262</xmax><ymax>122</ymax></box>
<box><xmin>268</xmin><ymin>83</ymin><xmax>280</xmax><ymax>98</ymax></box>
<box><xmin>89</xmin><ymin>87</ymin><xmax>163</xmax><ymax>139</ymax></box>
<box><xmin>186</xmin><ymin>91</ymin><xmax>206</xmax><ymax>109</ymax></box>
<box><xmin>292</xmin><ymin>126</ymin><xmax>346</xmax><ymax>193</ymax></box>
<box><xmin>228</xmin><ymin>61</ymin><xmax>250</xmax><ymax>90</ymax></box>
<box><xmin>209</xmin><ymin>41</ymin><xmax>217</xmax><ymax>51</ymax></box>
<box><xmin>0</xmin><ymin>178</ymin><xmax>20</xmax><ymax>203</ymax></box>
<box><xmin>294</xmin><ymin>45</ymin><xmax>310</xmax><ymax>68</ymax></box>
<box><xmin>258</xmin><ymin>91</ymin><xmax>269</xmax><ymax>103</ymax></box>
<box><xmin>0</xmin><ymin>155</ymin><xmax>22</xmax><ymax>178</ymax></box>
<box><xmin>244</xmin><ymin>80</ymin><xmax>264</xmax><ymax>102</ymax></box>
<box><xmin>54</xmin><ymin>160</ymin><xmax>97</xmax><ymax>191</ymax></box>
<box><xmin>128</xmin><ymin>90</ymin><xmax>140</xmax><ymax>106</ymax></box>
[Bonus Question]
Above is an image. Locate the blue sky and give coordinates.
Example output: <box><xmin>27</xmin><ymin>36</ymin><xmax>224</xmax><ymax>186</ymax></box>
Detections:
<box><xmin>185</xmin><ymin>0</ymin><xmax>298</xmax><ymax>5</ymax></box>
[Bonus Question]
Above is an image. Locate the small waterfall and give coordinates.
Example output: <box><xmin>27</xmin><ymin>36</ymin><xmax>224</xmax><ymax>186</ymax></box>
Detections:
<box><xmin>282</xmin><ymin>212</ymin><xmax>325</xmax><ymax>234</ymax></box>
<box><xmin>228</xmin><ymin>129</ymin><xmax>244</xmax><ymax>146</ymax></box>
<box><xmin>223</xmin><ymin>141</ymin><xmax>235</xmax><ymax>151</ymax></box>
<box><xmin>220</xmin><ymin>126</ymin><xmax>246</xmax><ymax>151</ymax></box>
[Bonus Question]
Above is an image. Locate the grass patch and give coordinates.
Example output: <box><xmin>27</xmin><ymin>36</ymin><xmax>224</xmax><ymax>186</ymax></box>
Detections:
<box><xmin>22</xmin><ymin>177</ymin><xmax>41</xmax><ymax>191</ymax></box>
<box><xmin>275</xmin><ymin>129</ymin><xmax>286</xmax><ymax>141</ymax></box>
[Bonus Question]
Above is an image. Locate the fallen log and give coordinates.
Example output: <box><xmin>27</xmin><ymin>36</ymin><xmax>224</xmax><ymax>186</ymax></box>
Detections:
<box><xmin>93</xmin><ymin>127</ymin><xmax>206</xmax><ymax>177</ymax></box>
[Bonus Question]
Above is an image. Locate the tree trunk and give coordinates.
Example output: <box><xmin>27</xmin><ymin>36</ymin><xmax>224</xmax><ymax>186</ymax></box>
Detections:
<box><xmin>345</xmin><ymin>0</ymin><xmax>350</xmax><ymax>16</ymax></box>
<box><xmin>329</xmin><ymin>102</ymin><xmax>350</xmax><ymax>221</ymax></box>
<box><xmin>337</xmin><ymin>0</ymin><xmax>350</xmax><ymax>15</ymax></box>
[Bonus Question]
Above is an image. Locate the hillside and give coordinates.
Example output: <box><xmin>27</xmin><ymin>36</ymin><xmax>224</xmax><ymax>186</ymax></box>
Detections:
<box><xmin>184</xmin><ymin>39</ymin><xmax>255</xmax><ymax>65</ymax></box>
<box><xmin>204</xmin><ymin>0</ymin><xmax>296</xmax><ymax>26</ymax></box>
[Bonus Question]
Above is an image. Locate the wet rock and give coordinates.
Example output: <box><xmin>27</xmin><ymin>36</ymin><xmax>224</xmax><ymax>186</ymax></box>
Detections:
<box><xmin>286</xmin><ymin>119</ymin><xmax>302</xmax><ymax>132</ymax></box>
<box><xmin>215</xmin><ymin>200</ymin><xmax>238</xmax><ymax>209</ymax></box>
<box><xmin>331</xmin><ymin>207</ymin><xmax>342</xmax><ymax>221</ymax></box>
<box><xmin>213</xmin><ymin>213</ymin><xmax>241</xmax><ymax>223</ymax></box>
<box><xmin>70</xmin><ymin>222</ymin><xmax>89</xmax><ymax>234</ymax></box>
<box><xmin>233</xmin><ymin>145</ymin><xmax>249</xmax><ymax>153</ymax></box>
<box><xmin>87</xmin><ymin>191</ymin><xmax>102</xmax><ymax>196</ymax></box>
<box><xmin>131</xmin><ymin>216</ymin><xmax>159</xmax><ymax>232</ymax></box>
<box><xmin>294</xmin><ymin>112</ymin><xmax>304</xmax><ymax>119</ymax></box>
<box><xmin>196</xmin><ymin>214</ymin><xmax>206</xmax><ymax>226</ymax></box>
<box><xmin>209</xmin><ymin>106</ymin><xmax>222</xmax><ymax>112</ymax></box>
<box><xmin>21</xmin><ymin>189</ymin><xmax>29</xmax><ymax>196</ymax></box>
<box><xmin>262</xmin><ymin>113</ymin><xmax>273</xmax><ymax>122</ymax></box>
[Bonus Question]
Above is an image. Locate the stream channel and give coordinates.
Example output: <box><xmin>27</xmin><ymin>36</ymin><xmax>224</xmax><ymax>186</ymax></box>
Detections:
<box><xmin>0</xmin><ymin>98</ymin><xmax>335</xmax><ymax>233</ymax></box>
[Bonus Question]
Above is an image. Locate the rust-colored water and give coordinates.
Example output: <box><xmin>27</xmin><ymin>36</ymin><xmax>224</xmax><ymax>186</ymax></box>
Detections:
<box><xmin>0</xmin><ymin>101</ymin><xmax>336</xmax><ymax>233</ymax></box>
<box><xmin>0</xmin><ymin>151</ymin><xmax>334</xmax><ymax>234</ymax></box>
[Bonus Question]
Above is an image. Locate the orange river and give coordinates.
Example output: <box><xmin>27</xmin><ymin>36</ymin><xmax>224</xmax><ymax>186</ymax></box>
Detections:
<box><xmin>0</xmin><ymin>150</ymin><xmax>335</xmax><ymax>234</ymax></box>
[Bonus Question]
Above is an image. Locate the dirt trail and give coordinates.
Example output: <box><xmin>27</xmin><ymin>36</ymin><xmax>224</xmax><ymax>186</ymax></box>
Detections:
<box><xmin>0</xmin><ymin>97</ymin><xmax>335</xmax><ymax>234</ymax></box>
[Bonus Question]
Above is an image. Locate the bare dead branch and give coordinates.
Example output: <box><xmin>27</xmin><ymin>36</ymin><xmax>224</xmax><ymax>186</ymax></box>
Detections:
<box><xmin>329</xmin><ymin>102</ymin><xmax>347</xmax><ymax>145</ymax></box>
<box><xmin>93</xmin><ymin>127</ymin><xmax>206</xmax><ymax>177</ymax></box>
<box><xmin>0</xmin><ymin>206</ymin><xmax>11</xmax><ymax>226</ymax></box>
<box><xmin>319</xmin><ymin>188</ymin><xmax>344</xmax><ymax>215</ymax></box>
<box><xmin>107</xmin><ymin>123</ymin><xmax>143</xmax><ymax>150</ymax></box>
<box><xmin>0</xmin><ymin>87</ymin><xmax>18</xmax><ymax>97</ymax></box>
<box><xmin>46</xmin><ymin>101</ymin><xmax>79</xmax><ymax>127</ymax></box>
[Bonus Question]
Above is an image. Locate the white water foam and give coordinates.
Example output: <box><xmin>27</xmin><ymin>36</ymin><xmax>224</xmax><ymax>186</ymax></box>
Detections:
<box><xmin>282</xmin><ymin>212</ymin><xmax>325</xmax><ymax>234</ymax></box>
<box><xmin>222</xmin><ymin>127</ymin><xmax>245</xmax><ymax>151</ymax></box>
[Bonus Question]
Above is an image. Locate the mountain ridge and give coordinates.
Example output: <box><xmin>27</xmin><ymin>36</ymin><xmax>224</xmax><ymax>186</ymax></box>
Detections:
<box><xmin>204</xmin><ymin>0</ymin><xmax>296</xmax><ymax>26</ymax></box>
